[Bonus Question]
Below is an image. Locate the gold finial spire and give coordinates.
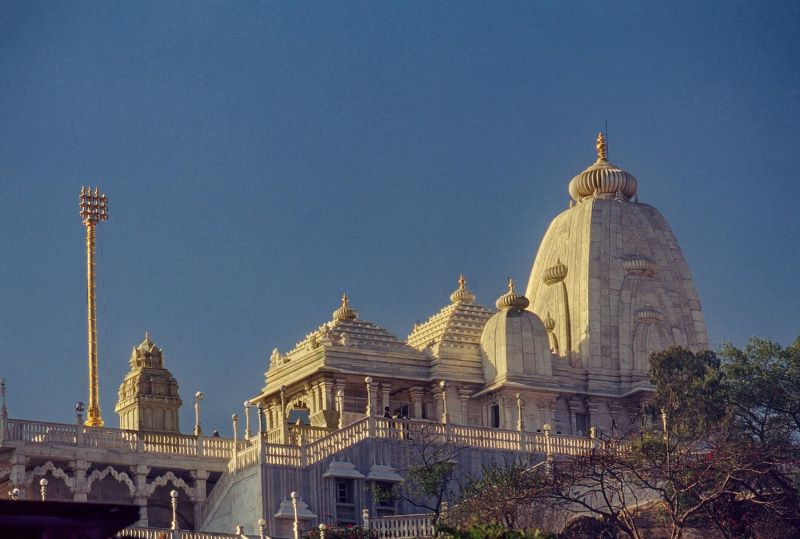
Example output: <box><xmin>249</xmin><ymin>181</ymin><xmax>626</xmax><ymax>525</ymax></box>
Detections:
<box><xmin>458</xmin><ymin>273</ymin><xmax>466</xmax><ymax>290</ymax></box>
<box><xmin>341</xmin><ymin>293</ymin><xmax>349</xmax><ymax>307</ymax></box>
<box><xmin>79</xmin><ymin>185</ymin><xmax>109</xmax><ymax>428</ymax></box>
<box><xmin>507</xmin><ymin>277</ymin><xmax>515</xmax><ymax>293</ymax></box>
<box><xmin>596</xmin><ymin>132</ymin><xmax>607</xmax><ymax>161</ymax></box>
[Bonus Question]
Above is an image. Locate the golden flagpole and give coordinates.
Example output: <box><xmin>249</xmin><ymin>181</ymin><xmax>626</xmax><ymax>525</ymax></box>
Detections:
<box><xmin>79</xmin><ymin>186</ymin><xmax>108</xmax><ymax>427</ymax></box>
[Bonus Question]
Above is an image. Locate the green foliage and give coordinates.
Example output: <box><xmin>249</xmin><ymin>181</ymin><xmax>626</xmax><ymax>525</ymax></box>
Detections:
<box><xmin>719</xmin><ymin>336</ymin><xmax>800</xmax><ymax>450</ymax></box>
<box><xmin>648</xmin><ymin>346</ymin><xmax>725</xmax><ymax>438</ymax></box>
<box><xmin>437</xmin><ymin>523</ymin><xmax>555</xmax><ymax>539</ymax></box>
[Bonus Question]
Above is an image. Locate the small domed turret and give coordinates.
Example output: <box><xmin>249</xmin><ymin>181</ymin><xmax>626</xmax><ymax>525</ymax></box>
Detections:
<box><xmin>480</xmin><ymin>281</ymin><xmax>552</xmax><ymax>382</ymax></box>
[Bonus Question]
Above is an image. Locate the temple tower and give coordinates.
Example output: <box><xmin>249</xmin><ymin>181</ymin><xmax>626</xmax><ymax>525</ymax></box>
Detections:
<box><xmin>115</xmin><ymin>333</ymin><xmax>183</xmax><ymax>433</ymax></box>
<box><xmin>525</xmin><ymin>133</ymin><xmax>708</xmax><ymax>395</ymax></box>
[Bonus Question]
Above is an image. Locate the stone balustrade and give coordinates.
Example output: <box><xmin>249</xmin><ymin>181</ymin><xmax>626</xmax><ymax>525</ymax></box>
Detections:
<box><xmin>3</xmin><ymin>418</ymin><xmax>236</xmax><ymax>458</ymax></box>
<box><xmin>370</xmin><ymin>513</ymin><xmax>435</xmax><ymax>538</ymax></box>
<box><xmin>3</xmin><ymin>416</ymin><xmax>602</xmax><ymax>466</ymax></box>
<box><xmin>117</xmin><ymin>527</ymin><xmax>257</xmax><ymax>538</ymax></box>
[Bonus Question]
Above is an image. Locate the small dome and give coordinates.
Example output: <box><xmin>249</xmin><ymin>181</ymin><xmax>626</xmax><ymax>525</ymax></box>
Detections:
<box><xmin>495</xmin><ymin>278</ymin><xmax>529</xmax><ymax>311</ymax></box>
<box><xmin>568</xmin><ymin>133</ymin><xmax>638</xmax><ymax>202</ymax></box>
<box><xmin>543</xmin><ymin>260</ymin><xmax>568</xmax><ymax>285</ymax></box>
<box><xmin>449</xmin><ymin>273</ymin><xmax>476</xmax><ymax>304</ymax></box>
<box><xmin>480</xmin><ymin>289</ymin><xmax>552</xmax><ymax>382</ymax></box>
<box><xmin>333</xmin><ymin>293</ymin><xmax>358</xmax><ymax>321</ymax></box>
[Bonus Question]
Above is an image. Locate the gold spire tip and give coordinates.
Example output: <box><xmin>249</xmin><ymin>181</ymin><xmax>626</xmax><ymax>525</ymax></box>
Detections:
<box><xmin>341</xmin><ymin>293</ymin><xmax>349</xmax><ymax>307</ymax></box>
<box><xmin>458</xmin><ymin>273</ymin><xmax>466</xmax><ymax>290</ymax></box>
<box><xmin>596</xmin><ymin>132</ymin><xmax>607</xmax><ymax>161</ymax></box>
<box><xmin>507</xmin><ymin>277</ymin><xmax>514</xmax><ymax>292</ymax></box>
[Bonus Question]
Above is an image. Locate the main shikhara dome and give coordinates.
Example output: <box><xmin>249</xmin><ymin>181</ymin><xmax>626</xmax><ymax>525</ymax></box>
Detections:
<box><xmin>526</xmin><ymin>133</ymin><xmax>708</xmax><ymax>394</ymax></box>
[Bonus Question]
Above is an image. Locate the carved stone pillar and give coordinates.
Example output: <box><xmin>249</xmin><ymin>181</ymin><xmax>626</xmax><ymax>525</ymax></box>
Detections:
<box><xmin>9</xmin><ymin>453</ymin><xmax>28</xmax><ymax>499</ymax></box>
<box><xmin>408</xmin><ymin>387</ymin><xmax>424</xmax><ymax>419</ymax></box>
<box><xmin>70</xmin><ymin>459</ymin><xmax>90</xmax><ymax>502</ymax></box>
<box><xmin>502</xmin><ymin>396</ymin><xmax>514</xmax><ymax>430</ymax></box>
<box><xmin>132</xmin><ymin>464</ymin><xmax>150</xmax><ymax>527</ymax></box>
<box><xmin>458</xmin><ymin>388</ymin><xmax>471</xmax><ymax>426</ymax></box>
<box><xmin>321</xmin><ymin>380</ymin><xmax>333</xmax><ymax>411</ymax></box>
<box><xmin>311</xmin><ymin>379</ymin><xmax>338</xmax><ymax>428</ymax></box>
<box><xmin>191</xmin><ymin>469</ymin><xmax>209</xmax><ymax>528</ymax></box>
<box><xmin>568</xmin><ymin>399</ymin><xmax>584</xmax><ymax>435</ymax></box>
<box><xmin>587</xmin><ymin>400</ymin><xmax>603</xmax><ymax>432</ymax></box>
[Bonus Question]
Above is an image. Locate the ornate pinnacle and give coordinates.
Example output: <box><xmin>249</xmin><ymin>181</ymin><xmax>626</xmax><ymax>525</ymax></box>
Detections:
<box><xmin>596</xmin><ymin>132</ymin><xmax>607</xmax><ymax>161</ymax></box>
<box><xmin>333</xmin><ymin>293</ymin><xmax>357</xmax><ymax>321</ymax></box>
<box><xmin>507</xmin><ymin>277</ymin><xmax>515</xmax><ymax>293</ymax></box>
<box><xmin>450</xmin><ymin>273</ymin><xmax>476</xmax><ymax>304</ymax></box>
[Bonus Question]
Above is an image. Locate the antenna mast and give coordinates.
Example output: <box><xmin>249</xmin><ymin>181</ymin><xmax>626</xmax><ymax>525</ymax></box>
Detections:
<box><xmin>79</xmin><ymin>186</ymin><xmax>108</xmax><ymax>427</ymax></box>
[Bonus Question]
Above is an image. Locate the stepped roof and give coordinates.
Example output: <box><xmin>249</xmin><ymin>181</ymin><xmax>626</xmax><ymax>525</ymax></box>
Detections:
<box><xmin>280</xmin><ymin>294</ymin><xmax>414</xmax><ymax>363</ymax></box>
<box><xmin>407</xmin><ymin>275</ymin><xmax>493</xmax><ymax>352</ymax></box>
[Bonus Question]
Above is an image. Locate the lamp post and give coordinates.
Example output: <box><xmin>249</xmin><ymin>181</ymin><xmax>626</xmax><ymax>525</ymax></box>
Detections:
<box><xmin>79</xmin><ymin>186</ymin><xmax>108</xmax><ymax>427</ymax></box>
<box><xmin>194</xmin><ymin>391</ymin><xmax>204</xmax><ymax>436</ymax></box>
<box><xmin>364</xmin><ymin>377</ymin><xmax>373</xmax><ymax>417</ymax></box>
<box><xmin>170</xmin><ymin>490</ymin><xmax>179</xmax><ymax>530</ymax></box>
<box><xmin>319</xmin><ymin>523</ymin><xmax>327</xmax><ymax>539</ymax></box>
<box><xmin>39</xmin><ymin>478</ymin><xmax>48</xmax><ymax>501</ymax></box>
<box><xmin>290</xmin><ymin>491</ymin><xmax>299</xmax><ymax>539</ymax></box>
<box><xmin>244</xmin><ymin>401</ymin><xmax>251</xmax><ymax>439</ymax></box>
<box><xmin>75</xmin><ymin>402</ymin><xmax>85</xmax><ymax>425</ymax></box>
<box><xmin>257</xmin><ymin>517</ymin><xmax>267</xmax><ymax>539</ymax></box>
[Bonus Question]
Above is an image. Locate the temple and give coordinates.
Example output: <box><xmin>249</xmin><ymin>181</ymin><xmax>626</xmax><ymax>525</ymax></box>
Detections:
<box><xmin>0</xmin><ymin>134</ymin><xmax>708</xmax><ymax>538</ymax></box>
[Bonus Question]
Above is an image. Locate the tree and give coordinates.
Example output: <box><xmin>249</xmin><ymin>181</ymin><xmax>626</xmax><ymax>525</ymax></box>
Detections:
<box><xmin>447</xmin><ymin>461</ymin><xmax>564</xmax><ymax>533</ymax></box>
<box><xmin>375</xmin><ymin>420</ymin><xmax>466</xmax><ymax>526</ymax></box>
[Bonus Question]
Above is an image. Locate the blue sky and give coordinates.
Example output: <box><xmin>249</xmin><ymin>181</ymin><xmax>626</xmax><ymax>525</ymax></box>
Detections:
<box><xmin>1</xmin><ymin>1</ymin><xmax>798</xmax><ymax>435</ymax></box>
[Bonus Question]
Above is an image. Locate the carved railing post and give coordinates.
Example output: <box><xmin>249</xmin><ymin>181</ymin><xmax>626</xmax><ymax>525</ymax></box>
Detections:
<box><xmin>515</xmin><ymin>393</ymin><xmax>525</xmax><ymax>451</ymax></box>
<box><xmin>543</xmin><ymin>423</ymin><xmax>553</xmax><ymax>475</ymax></box>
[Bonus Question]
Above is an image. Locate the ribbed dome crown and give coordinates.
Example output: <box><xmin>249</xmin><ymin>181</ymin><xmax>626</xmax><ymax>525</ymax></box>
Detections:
<box><xmin>333</xmin><ymin>293</ymin><xmax>358</xmax><ymax>321</ymax></box>
<box><xmin>568</xmin><ymin>133</ymin><xmax>638</xmax><ymax>201</ymax></box>
<box><xmin>480</xmin><ymin>281</ymin><xmax>552</xmax><ymax>382</ymax></box>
